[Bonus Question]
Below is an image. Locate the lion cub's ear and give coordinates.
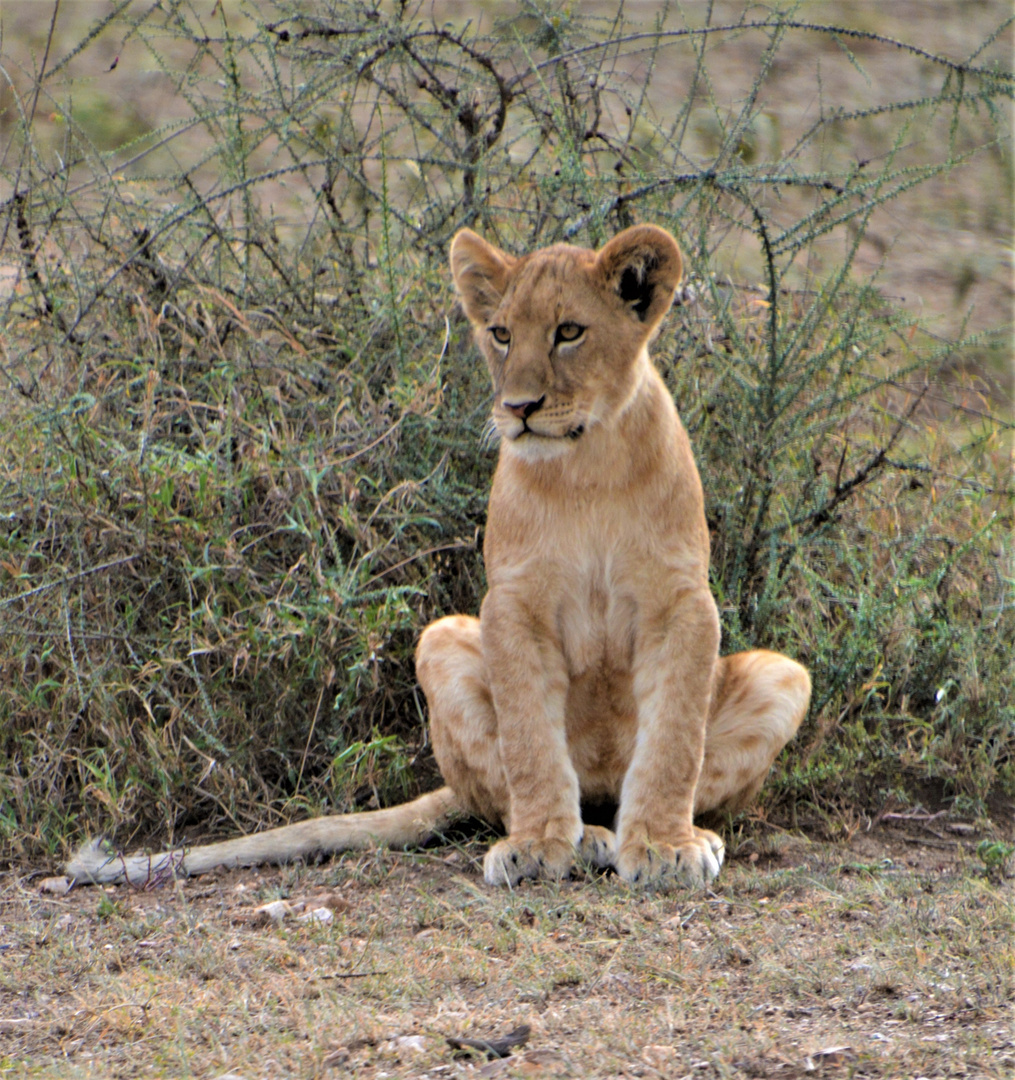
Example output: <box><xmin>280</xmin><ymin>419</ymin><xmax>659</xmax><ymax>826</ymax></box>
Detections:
<box><xmin>450</xmin><ymin>229</ymin><xmax>518</xmax><ymax>326</ymax></box>
<box><xmin>596</xmin><ymin>225</ymin><xmax>683</xmax><ymax>328</ymax></box>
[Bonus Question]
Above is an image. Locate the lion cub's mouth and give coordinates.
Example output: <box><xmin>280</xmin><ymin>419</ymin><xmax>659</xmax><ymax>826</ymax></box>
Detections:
<box><xmin>512</xmin><ymin>421</ymin><xmax>585</xmax><ymax>442</ymax></box>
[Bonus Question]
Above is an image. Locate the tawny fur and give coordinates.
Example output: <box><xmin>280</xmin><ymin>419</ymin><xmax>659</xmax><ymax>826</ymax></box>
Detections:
<box><xmin>66</xmin><ymin>225</ymin><xmax>810</xmax><ymax>889</ymax></box>
<box><xmin>66</xmin><ymin>789</ymin><xmax>459</xmax><ymax>886</ymax></box>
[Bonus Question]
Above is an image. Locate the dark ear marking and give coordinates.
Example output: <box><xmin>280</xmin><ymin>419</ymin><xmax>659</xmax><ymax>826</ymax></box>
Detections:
<box><xmin>618</xmin><ymin>254</ymin><xmax>660</xmax><ymax>320</ymax></box>
<box><xmin>596</xmin><ymin>226</ymin><xmax>682</xmax><ymax>329</ymax></box>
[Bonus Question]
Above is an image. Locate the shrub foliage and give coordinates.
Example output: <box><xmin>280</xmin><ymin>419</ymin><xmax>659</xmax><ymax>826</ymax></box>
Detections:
<box><xmin>1</xmin><ymin>1</ymin><xmax>1012</xmax><ymax>859</ymax></box>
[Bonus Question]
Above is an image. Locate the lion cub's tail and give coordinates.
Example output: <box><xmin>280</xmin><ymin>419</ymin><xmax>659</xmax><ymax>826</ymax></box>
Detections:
<box><xmin>66</xmin><ymin>786</ymin><xmax>461</xmax><ymax>886</ymax></box>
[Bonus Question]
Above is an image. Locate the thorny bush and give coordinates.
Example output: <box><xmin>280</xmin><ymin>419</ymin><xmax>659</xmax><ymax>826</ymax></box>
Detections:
<box><xmin>0</xmin><ymin>1</ymin><xmax>1012</xmax><ymax>860</ymax></box>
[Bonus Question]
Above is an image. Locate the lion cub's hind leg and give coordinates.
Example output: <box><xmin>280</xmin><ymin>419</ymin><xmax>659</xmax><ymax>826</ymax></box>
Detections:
<box><xmin>694</xmin><ymin>650</ymin><xmax>811</xmax><ymax>816</ymax></box>
<box><xmin>577</xmin><ymin>824</ymin><xmax>617</xmax><ymax>869</ymax></box>
<box><xmin>415</xmin><ymin>615</ymin><xmax>511</xmax><ymax>829</ymax></box>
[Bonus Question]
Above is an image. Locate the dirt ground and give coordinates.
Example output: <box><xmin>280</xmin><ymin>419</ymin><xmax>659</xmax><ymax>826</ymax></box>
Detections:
<box><xmin>2</xmin><ymin>824</ymin><xmax>1012</xmax><ymax>1079</ymax></box>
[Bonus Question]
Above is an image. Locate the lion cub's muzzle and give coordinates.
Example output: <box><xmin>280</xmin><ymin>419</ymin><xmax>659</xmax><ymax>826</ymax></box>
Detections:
<box><xmin>497</xmin><ymin>394</ymin><xmax>586</xmax><ymax>443</ymax></box>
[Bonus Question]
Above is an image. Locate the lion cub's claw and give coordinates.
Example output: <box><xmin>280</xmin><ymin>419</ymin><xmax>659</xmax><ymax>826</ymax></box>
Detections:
<box><xmin>483</xmin><ymin>836</ymin><xmax>576</xmax><ymax>886</ymax></box>
<box><xmin>616</xmin><ymin>827</ymin><xmax>725</xmax><ymax>889</ymax></box>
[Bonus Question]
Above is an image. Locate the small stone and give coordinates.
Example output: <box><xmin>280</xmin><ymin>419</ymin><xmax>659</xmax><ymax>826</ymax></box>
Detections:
<box><xmin>297</xmin><ymin>906</ymin><xmax>334</xmax><ymax>925</ymax></box>
<box><xmin>252</xmin><ymin>899</ymin><xmax>292</xmax><ymax>925</ymax></box>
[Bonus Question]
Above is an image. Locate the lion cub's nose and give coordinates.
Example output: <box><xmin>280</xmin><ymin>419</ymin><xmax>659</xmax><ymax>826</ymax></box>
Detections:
<box><xmin>503</xmin><ymin>396</ymin><xmax>545</xmax><ymax>420</ymax></box>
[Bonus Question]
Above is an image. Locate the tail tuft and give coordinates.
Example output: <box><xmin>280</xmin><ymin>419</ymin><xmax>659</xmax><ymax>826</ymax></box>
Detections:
<box><xmin>66</xmin><ymin>837</ymin><xmax>186</xmax><ymax>886</ymax></box>
<box><xmin>66</xmin><ymin>837</ymin><xmax>119</xmax><ymax>884</ymax></box>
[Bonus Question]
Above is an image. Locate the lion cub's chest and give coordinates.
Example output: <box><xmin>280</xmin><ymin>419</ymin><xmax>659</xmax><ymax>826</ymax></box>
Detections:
<box><xmin>555</xmin><ymin>557</ymin><xmax>638</xmax><ymax>679</ymax></box>
<box><xmin>555</xmin><ymin>558</ymin><xmax>640</xmax><ymax>794</ymax></box>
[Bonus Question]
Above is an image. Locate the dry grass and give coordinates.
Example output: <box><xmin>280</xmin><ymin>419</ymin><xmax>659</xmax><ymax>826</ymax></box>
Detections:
<box><xmin>1</xmin><ymin>1</ymin><xmax>1012</xmax><ymax>862</ymax></box>
<box><xmin>2</xmin><ymin>829</ymin><xmax>1013</xmax><ymax>1079</ymax></box>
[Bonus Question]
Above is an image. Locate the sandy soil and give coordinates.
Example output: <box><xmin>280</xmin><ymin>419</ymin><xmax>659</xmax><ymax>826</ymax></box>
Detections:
<box><xmin>2</xmin><ymin>824</ymin><xmax>1012</xmax><ymax>1078</ymax></box>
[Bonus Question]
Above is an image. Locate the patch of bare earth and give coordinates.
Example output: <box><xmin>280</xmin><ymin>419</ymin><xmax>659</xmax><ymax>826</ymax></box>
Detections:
<box><xmin>2</xmin><ymin>829</ymin><xmax>1012</xmax><ymax>1079</ymax></box>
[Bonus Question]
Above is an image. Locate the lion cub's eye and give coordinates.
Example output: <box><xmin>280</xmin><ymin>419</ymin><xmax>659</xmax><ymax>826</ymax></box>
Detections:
<box><xmin>490</xmin><ymin>326</ymin><xmax>511</xmax><ymax>346</ymax></box>
<box><xmin>554</xmin><ymin>322</ymin><xmax>585</xmax><ymax>346</ymax></box>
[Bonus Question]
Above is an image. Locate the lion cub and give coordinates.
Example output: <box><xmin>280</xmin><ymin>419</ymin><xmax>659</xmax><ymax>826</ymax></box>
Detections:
<box><xmin>66</xmin><ymin>226</ymin><xmax>809</xmax><ymax>890</ymax></box>
<box><xmin>419</xmin><ymin>224</ymin><xmax>810</xmax><ymax>888</ymax></box>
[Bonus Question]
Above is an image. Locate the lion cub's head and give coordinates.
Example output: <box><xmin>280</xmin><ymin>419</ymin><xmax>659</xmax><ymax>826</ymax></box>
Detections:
<box><xmin>450</xmin><ymin>226</ymin><xmax>683</xmax><ymax>462</ymax></box>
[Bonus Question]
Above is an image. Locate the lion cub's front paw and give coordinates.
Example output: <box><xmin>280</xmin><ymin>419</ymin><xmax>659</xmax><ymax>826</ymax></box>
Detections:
<box><xmin>483</xmin><ymin>836</ymin><xmax>575</xmax><ymax>886</ymax></box>
<box><xmin>616</xmin><ymin>826</ymin><xmax>724</xmax><ymax>889</ymax></box>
